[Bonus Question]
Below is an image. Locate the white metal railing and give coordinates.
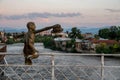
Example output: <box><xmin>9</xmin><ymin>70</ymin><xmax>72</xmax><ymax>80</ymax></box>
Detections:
<box><xmin>0</xmin><ymin>53</ymin><xmax>120</xmax><ymax>80</ymax></box>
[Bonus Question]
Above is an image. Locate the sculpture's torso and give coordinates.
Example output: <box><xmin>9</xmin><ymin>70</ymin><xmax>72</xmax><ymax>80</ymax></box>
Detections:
<box><xmin>23</xmin><ymin>31</ymin><xmax>36</xmax><ymax>57</ymax></box>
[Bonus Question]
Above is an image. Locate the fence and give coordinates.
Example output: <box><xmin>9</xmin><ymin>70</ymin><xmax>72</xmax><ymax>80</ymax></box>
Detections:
<box><xmin>0</xmin><ymin>53</ymin><xmax>120</xmax><ymax>80</ymax></box>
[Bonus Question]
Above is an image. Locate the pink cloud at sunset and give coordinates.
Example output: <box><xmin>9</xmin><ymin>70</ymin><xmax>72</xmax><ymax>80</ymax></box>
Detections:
<box><xmin>0</xmin><ymin>0</ymin><xmax>120</xmax><ymax>29</ymax></box>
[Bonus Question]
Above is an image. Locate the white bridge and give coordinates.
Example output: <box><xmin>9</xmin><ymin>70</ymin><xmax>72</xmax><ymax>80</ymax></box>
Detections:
<box><xmin>0</xmin><ymin>53</ymin><xmax>120</xmax><ymax>80</ymax></box>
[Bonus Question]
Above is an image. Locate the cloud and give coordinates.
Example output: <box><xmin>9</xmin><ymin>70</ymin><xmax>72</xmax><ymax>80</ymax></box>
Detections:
<box><xmin>0</xmin><ymin>12</ymin><xmax>81</xmax><ymax>20</ymax></box>
<box><xmin>0</xmin><ymin>15</ymin><xmax>2</xmax><ymax>18</ymax></box>
<box><xmin>4</xmin><ymin>15</ymin><xmax>27</xmax><ymax>20</ymax></box>
<box><xmin>105</xmin><ymin>9</ymin><xmax>120</xmax><ymax>13</ymax></box>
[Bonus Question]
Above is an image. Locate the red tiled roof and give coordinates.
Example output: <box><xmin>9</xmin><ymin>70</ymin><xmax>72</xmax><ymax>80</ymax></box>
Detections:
<box><xmin>91</xmin><ymin>40</ymin><xmax>118</xmax><ymax>44</ymax></box>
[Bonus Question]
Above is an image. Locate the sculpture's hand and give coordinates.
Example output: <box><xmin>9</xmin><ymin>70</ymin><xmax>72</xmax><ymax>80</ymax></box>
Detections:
<box><xmin>51</xmin><ymin>24</ymin><xmax>63</xmax><ymax>33</ymax></box>
<box><xmin>35</xmin><ymin>50</ymin><xmax>39</xmax><ymax>53</ymax></box>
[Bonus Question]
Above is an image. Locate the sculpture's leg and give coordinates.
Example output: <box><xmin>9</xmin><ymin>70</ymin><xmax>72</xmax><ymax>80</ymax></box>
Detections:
<box><xmin>25</xmin><ymin>57</ymin><xmax>32</xmax><ymax>65</ymax></box>
<box><xmin>27</xmin><ymin>52</ymin><xmax>39</xmax><ymax>59</ymax></box>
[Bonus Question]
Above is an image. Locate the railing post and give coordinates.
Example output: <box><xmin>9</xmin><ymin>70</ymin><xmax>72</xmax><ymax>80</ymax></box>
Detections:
<box><xmin>101</xmin><ymin>53</ymin><xmax>104</xmax><ymax>80</ymax></box>
<box><xmin>51</xmin><ymin>54</ymin><xmax>55</xmax><ymax>80</ymax></box>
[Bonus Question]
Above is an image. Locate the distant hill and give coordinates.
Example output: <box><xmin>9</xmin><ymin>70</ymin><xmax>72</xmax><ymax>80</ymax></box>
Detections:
<box><xmin>80</xmin><ymin>27</ymin><xmax>100</xmax><ymax>34</ymax></box>
<box><xmin>64</xmin><ymin>27</ymin><xmax>101</xmax><ymax>34</ymax></box>
<box><xmin>64</xmin><ymin>27</ymin><xmax>100</xmax><ymax>34</ymax></box>
<box><xmin>0</xmin><ymin>27</ymin><xmax>27</xmax><ymax>33</ymax></box>
<box><xmin>1</xmin><ymin>26</ymin><xmax>109</xmax><ymax>34</ymax></box>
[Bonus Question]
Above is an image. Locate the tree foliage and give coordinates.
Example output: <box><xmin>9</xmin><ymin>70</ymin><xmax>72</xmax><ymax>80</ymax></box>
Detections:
<box><xmin>98</xmin><ymin>28</ymin><xmax>110</xmax><ymax>39</ymax></box>
<box><xmin>42</xmin><ymin>36</ymin><xmax>56</xmax><ymax>50</ymax></box>
<box><xmin>96</xmin><ymin>43</ymin><xmax>120</xmax><ymax>53</ymax></box>
<box><xmin>68</xmin><ymin>27</ymin><xmax>83</xmax><ymax>39</ymax></box>
<box><xmin>98</xmin><ymin>26</ymin><xmax>120</xmax><ymax>40</ymax></box>
<box><xmin>6</xmin><ymin>38</ymin><xmax>14</xmax><ymax>44</ymax></box>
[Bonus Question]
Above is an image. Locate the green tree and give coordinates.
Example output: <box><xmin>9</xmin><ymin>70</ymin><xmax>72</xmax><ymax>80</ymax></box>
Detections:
<box><xmin>6</xmin><ymin>33</ymin><xmax>12</xmax><ymax>37</ymax></box>
<box><xmin>96</xmin><ymin>43</ymin><xmax>111</xmax><ymax>53</ymax></box>
<box><xmin>109</xmin><ymin>26</ymin><xmax>117</xmax><ymax>39</ymax></box>
<box><xmin>35</xmin><ymin>35</ymin><xmax>42</xmax><ymax>42</ymax></box>
<box><xmin>6</xmin><ymin>38</ymin><xmax>14</xmax><ymax>44</ymax></box>
<box><xmin>68</xmin><ymin>27</ymin><xmax>83</xmax><ymax>39</ymax></box>
<box><xmin>98</xmin><ymin>26</ymin><xmax>120</xmax><ymax>40</ymax></box>
<box><xmin>94</xmin><ymin>34</ymin><xmax>99</xmax><ymax>40</ymax></box>
<box><xmin>42</xmin><ymin>36</ymin><xmax>56</xmax><ymax>50</ymax></box>
<box><xmin>113</xmin><ymin>44</ymin><xmax>119</xmax><ymax>52</ymax></box>
<box><xmin>98</xmin><ymin>28</ymin><xmax>110</xmax><ymax>39</ymax></box>
<box><xmin>116</xmin><ymin>26</ymin><xmax>120</xmax><ymax>40</ymax></box>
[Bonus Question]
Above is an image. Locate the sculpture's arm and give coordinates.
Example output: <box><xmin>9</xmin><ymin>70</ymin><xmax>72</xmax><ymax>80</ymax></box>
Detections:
<box><xmin>35</xmin><ymin>24</ymin><xmax>63</xmax><ymax>34</ymax></box>
<box><xmin>13</xmin><ymin>24</ymin><xmax>63</xmax><ymax>39</ymax></box>
<box><xmin>13</xmin><ymin>33</ymin><xmax>25</xmax><ymax>39</ymax></box>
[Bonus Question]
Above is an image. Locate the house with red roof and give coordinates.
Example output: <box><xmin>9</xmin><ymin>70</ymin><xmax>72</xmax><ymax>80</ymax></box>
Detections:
<box><xmin>90</xmin><ymin>39</ymin><xmax>118</xmax><ymax>51</ymax></box>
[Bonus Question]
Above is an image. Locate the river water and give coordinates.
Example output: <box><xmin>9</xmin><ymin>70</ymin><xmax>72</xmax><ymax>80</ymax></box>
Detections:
<box><xmin>2</xmin><ymin>43</ymin><xmax>120</xmax><ymax>80</ymax></box>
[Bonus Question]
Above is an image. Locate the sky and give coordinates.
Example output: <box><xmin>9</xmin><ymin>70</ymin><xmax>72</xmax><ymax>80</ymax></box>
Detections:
<box><xmin>0</xmin><ymin>0</ymin><xmax>120</xmax><ymax>29</ymax></box>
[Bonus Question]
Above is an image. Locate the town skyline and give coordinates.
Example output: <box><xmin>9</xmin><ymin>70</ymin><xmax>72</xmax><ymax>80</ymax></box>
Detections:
<box><xmin>0</xmin><ymin>0</ymin><xmax>120</xmax><ymax>29</ymax></box>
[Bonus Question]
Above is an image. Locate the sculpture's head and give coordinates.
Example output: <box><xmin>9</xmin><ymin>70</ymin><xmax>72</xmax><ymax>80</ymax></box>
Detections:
<box><xmin>27</xmin><ymin>22</ymin><xmax>36</xmax><ymax>31</ymax></box>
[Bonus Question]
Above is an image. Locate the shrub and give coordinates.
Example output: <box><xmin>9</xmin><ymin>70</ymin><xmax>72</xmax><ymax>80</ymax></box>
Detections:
<box><xmin>43</xmin><ymin>36</ymin><xmax>56</xmax><ymax>50</ymax></box>
<box><xmin>96</xmin><ymin>43</ymin><xmax>112</xmax><ymax>53</ymax></box>
<box><xmin>6</xmin><ymin>38</ymin><xmax>14</xmax><ymax>44</ymax></box>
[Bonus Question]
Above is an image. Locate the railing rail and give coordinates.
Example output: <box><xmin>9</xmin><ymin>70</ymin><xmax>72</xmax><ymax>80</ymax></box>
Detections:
<box><xmin>0</xmin><ymin>53</ymin><xmax>120</xmax><ymax>80</ymax></box>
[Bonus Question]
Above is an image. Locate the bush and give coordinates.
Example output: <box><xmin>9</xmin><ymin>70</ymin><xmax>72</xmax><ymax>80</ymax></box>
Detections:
<box><xmin>35</xmin><ymin>35</ymin><xmax>42</xmax><ymax>42</ymax></box>
<box><xmin>96</xmin><ymin>43</ymin><xmax>120</xmax><ymax>54</ymax></box>
<box><xmin>6</xmin><ymin>38</ymin><xmax>14</xmax><ymax>44</ymax></box>
<box><xmin>43</xmin><ymin>36</ymin><xmax>56</xmax><ymax>50</ymax></box>
<box><xmin>66</xmin><ymin>41</ymin><xmax>73</xmax><ymax>48</ymax></box>
<box><xmin>96</xmin><ymin>43</ymin><xmax>112</xmax><ymax>53</ymax></box>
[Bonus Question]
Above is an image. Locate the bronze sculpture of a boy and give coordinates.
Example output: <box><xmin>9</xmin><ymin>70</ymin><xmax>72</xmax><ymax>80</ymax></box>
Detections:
<box><xmin>23</xmin><ymin>22</ymin><xmax>39</xmax><ymax>65</ymax></box>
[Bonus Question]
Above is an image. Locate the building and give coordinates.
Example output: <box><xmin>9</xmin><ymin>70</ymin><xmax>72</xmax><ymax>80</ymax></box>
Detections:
<box><xmin>90</xmin><ymin>39</ymin><xmax>118</xmax><ymax>50</ymax></box>
<box><xmin>0</xmin><ymin>31</ymin><xmax>7</xmax><ymax>43</ymax></box>
<box><xmin>39</xmin><ymin>30</ymin><xmax>51</xmax><ymax>36</ymax></box>
<box><xmin>75</xmin><ymin>39</ymin><xmax>83</xmax><ymax>52</ymax></box>
<box><xmin>82</xmin><ymin>33</ymin><xmax>94</xmax><ymax>39</ymax></box>
<box><xmin>54</xmin><ymin>38</ymin><xmax>91</xmax><ymax>53</ymax></box>
<box><xmin>52</xmin><ymin>32</ymin><xmax>68</xmax><ymax>38</ymax></box>
<box><xmin>54</xmin><ymin>38</ymin><xmax>71</xmax><ymax>51</ymax></box>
